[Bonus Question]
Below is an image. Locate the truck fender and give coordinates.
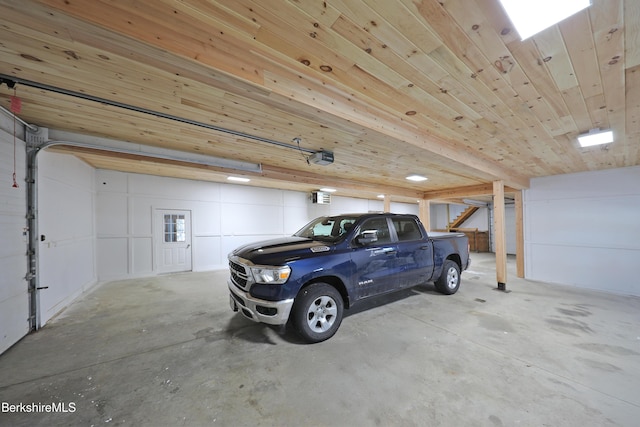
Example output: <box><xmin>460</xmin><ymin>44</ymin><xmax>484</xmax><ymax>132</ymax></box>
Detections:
<box><xmin>298</xmin><ymin>275</ymin><xmax>351</xmax><ymax>309</ymax></box>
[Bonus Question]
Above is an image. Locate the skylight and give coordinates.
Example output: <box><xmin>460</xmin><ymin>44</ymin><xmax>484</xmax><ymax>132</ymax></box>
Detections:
<box><xmin>498</xmin><ymin>0</ymin><xmax>591</xmax><ymax>40</ymax></box>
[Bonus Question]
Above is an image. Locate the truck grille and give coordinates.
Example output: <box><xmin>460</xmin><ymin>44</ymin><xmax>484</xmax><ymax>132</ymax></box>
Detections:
<box><xmin>229</xmin><ymin>259</ymin><xmax>250</xmax><ymax>290</ymax></box>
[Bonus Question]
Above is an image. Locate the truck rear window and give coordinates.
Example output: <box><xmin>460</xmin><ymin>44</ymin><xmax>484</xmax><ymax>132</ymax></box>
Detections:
<box><xmin>391</xmin><ymin>217</ymin><xmax>423</xmax><ymax>241</ymax></box>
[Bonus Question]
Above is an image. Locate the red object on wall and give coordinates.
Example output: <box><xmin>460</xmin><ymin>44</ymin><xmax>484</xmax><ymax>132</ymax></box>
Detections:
<box><xmin>10</xmin><ymin>95</ymin><xmax>22</xmax><ymax>113</ymax></box>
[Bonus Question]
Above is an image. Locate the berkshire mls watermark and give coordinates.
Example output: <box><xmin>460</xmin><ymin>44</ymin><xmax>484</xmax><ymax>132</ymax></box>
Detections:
<box><xmin>2</xmin><ymin>401</ymin><xmax>77</xmax><ymax>413</ymax></box>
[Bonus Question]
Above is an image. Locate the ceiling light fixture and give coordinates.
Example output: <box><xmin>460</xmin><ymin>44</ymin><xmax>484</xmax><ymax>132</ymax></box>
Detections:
<box><xmin>577</xmin><ymin>129</ymin><xmax>613</xmax><ymax>147</ymax></box>
<box><xmin>227</xmin><ymin>176</ymin><xmax>250</xmax><ymax>183</ymax></box>
<box><xmin>319</xmin><ymin>188</ymin><xmax>336</xmax><ymax>193</ymax></box>
<box><xmin>406</xmin><ymin>174</ymin><xmax>428</xmax><ymax>182</ymax></box>
<box><xmin>498</xmin><ymin>0</ymin><xmax>591</xmax><ymax>40</ymax></box>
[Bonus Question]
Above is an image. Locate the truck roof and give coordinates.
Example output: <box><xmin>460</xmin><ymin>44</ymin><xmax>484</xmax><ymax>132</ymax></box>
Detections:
<box><xmin>331</xmin><ymin>212</ymin><xmax>418</xmax><ymax>218</ymax></box>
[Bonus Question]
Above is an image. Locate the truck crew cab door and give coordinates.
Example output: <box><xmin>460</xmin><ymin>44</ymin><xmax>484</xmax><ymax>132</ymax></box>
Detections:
<box><xmin>390</xmin><ymin>216</ymin><xmax>435</xmax><ymax>288</ymax></box>
<box><xmin>350</xmin><ymin>217</ymin><xmax>399</xmax><ymax>300</ymax></box>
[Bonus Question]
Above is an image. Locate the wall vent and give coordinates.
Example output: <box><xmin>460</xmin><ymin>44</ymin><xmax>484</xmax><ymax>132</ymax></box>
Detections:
<box><xmin>311</xmin><ymin>191</ymin><xmax>331</xmax><ymax>204</ymax></box>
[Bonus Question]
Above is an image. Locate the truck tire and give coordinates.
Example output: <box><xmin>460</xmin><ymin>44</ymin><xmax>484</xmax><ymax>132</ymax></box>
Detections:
<box><xmin>291</xmin><ymin>282</ymin><xmax>344</xmax><ymax>343</ymax></box>
<box><xmin>435</xmin><ymin>259</ymin><xmax>461</xmax><ymax>295</ymax></box>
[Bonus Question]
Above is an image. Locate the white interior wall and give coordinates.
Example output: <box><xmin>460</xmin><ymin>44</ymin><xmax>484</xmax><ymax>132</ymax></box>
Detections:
<box><xmin>38</xmin><ymin>150</ymin><xmax>97</xmax><ymax>324</ymax></box>
<box><xmin>390</xmin><ymin>201</ymin><xmax>419</xmax><ymax>215</ymax></box>
<box><xmin>0</xmin><ymin>116</ymin><xmax>28</xmax><ymax>355</ymax></box>
<box><xmin>464</xmin><ymin>208</ymin><xmax>490</xmax><ymax>231</ymax></box>
<box><xmin>488</xmin><ymin>203</ymin><xmax>516</xmax><ymax>255</ymax></box>
<box><xmin>431</xmin><ymin>203</ymin><xmax>489</xmax><ymax>232</ymax></box>
<box><xmin>504</xmin><ymin>204</ymin><xmax>517</xmax><ymax>254</ymax></box>
<box><xmin>96</xmin><ymin>170</ymin><xmax>419</xmax><ymax>281</ymax></box>
<box><xmin>432</xmin><ymin>203</ymin><xmax>518</xmax><ymax>254</ymax></box>
<box><xmin>524</xmin><ymin>166</ymin><xmax>640</xmax><ymax>296</ymax></box>
<box><xmin>431</xmin><ymin>204</ymin><xmax>463</xmax><ymax>229</ymax></box>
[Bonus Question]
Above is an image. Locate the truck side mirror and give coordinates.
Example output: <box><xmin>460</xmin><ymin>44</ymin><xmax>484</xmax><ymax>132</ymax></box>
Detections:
<box><xmin>357</xmin><ymin>230</ymin><xmax>378</xmax><ymax>245</ymax></box>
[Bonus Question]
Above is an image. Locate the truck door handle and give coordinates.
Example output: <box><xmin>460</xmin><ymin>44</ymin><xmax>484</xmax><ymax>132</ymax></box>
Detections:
<box><xmin>372</xmin><ymin>247</ymin><xmax>396</xmax><ymax>256</ymax></box>
<box><xmin>420</xmin><ymin>246</ymin><xmax>430</xmax><ymax>250</ymax></box>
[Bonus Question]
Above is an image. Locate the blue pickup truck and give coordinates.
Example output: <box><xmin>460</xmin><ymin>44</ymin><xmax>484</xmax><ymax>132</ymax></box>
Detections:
<box><xmin>228</xmin><ymin>213</ymin><xmax>470</xmax><ymax>343</ymax></box>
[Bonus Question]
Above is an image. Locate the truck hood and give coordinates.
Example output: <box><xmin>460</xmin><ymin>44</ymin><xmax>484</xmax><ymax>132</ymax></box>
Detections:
<box><xmin>230</xmin><ymin>236</ymin><xmax>333</xmax><ymax>265</ymax></box>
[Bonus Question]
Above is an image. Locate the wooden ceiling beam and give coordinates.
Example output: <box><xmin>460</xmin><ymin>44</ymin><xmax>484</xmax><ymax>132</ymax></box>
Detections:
<box><xmin>260</xmin><ymin>165</ymin><xmax>424</xmax><ymax>199</ymax></box>
<box><xmin>50</xmin><ymin>145</ymin><xmax>425</xmax><ymax>200</ymax></box>
<box><xmin>423</xmin><ymin>183</ymin><xmax>518</xmax><ymax>200</ymax></box>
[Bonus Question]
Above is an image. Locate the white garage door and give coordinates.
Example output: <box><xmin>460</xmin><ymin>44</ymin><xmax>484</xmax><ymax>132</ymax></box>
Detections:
<box><xmin>0</xmin><ymin>124</ymin><xmax>29</xmax><ymax>354</ymax></box>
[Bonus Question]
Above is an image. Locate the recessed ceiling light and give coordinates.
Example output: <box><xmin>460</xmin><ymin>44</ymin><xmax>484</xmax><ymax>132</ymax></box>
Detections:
<box><xmin>577</xmin><ymin>129</ymin><xmax>613</xmax><ymax>147</ymax></box>
<box><xmin>319</xmin><ymin>188</ymin><xmax>336</xmax><ymax>193</ymax></box>
<box><xmin>406</xmin><ymin>174</ymin><xmax>428</xmax><ymax>182</ymax></box>
<box><xmin>498</xmin><ymin>0</ymin><xmax>590</xmax><ymax>40</ymax></box>
<box><xmin>227</xmin><ymin>176</ymin><xmax>250</xmax><ymax>183</ymax></box>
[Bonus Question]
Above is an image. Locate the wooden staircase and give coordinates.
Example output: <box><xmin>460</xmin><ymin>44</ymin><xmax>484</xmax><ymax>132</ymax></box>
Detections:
<box><xmin>448</xmin><ymin>206</ymin><xmax>478</xmax><ymax>230</ymax></box>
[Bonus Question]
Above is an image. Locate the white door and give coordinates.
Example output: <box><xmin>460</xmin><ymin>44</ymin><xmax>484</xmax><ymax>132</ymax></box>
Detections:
<box><xmin>156</xmin><ymin>209</ymin><xmax>192</xmax><ymax>273</ymax></box>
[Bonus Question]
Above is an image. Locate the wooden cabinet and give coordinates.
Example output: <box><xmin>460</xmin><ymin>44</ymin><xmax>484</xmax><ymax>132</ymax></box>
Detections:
<box><xmin>451</xmin><ymin>228</ymin><xmax>489</xmax><ymax>252</ymax></box>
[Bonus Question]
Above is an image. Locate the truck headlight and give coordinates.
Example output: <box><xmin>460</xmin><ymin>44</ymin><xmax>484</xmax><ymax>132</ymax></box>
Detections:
<box><xmin>250</xmin><ymin>266</ymin><xmax>291</xmax><ymax>284</ymax></box>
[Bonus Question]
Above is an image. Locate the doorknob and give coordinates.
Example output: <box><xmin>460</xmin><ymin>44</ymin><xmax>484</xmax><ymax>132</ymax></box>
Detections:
<box><xmin>186</xmin><ymin>244</ymin><xmax>191</xmax><ymax>249</ymax></box>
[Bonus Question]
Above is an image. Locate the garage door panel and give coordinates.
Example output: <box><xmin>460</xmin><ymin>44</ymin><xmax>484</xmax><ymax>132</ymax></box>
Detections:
<box><xmin>0</xmin><ymin>293</ymin><xmax>29</xmax><ymax>354</ymax></box>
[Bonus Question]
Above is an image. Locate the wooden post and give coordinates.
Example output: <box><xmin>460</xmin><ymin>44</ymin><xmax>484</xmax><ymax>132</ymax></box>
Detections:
<box><xmin>419</xmin><ymin>199</ymin><xmax>431</xmax><ymax>232</ymax></box>
<box><xmin>446</xmin><ymin>204</ymin><xmax>450</xmax><ymax>230</ymax></box>
<box><xmin>384</xmin><ymin>195</ymin><xmax>391</xmax><ymax>213</ymax></box>
<box><xmin>493</xmin><ymin>180</ymin><xmax>508</xmax><ymax>291</ymax></box>
<box><xmin>514</xmin><ymin>190</ymin><xmax>524</xmax><ymax>278</ymax></box>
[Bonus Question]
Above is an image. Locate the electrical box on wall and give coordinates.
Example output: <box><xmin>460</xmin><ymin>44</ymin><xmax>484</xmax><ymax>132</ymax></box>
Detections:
<box><xmin>311</xmin><ymin>191</ymin><xmax>331</xmax><ymax>204</ymax></box>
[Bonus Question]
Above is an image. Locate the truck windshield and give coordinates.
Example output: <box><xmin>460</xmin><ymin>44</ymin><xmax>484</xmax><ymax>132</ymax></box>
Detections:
<box><xmin>294</xmin><ymin>216</ymin><xmax>358</xmax><ymax>242</ymax></box>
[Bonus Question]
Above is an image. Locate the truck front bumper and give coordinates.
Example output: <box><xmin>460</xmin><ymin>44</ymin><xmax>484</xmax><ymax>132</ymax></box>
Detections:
<box><xmin>228</xmin><ymin>280</ymin><xmax>294</xmax><ymax>325</ymax></box>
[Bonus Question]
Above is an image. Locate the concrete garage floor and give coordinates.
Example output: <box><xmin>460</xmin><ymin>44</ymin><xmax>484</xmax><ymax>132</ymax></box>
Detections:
<box><xmin>1</xmin><ymin>254</ymin><xmax>639</xmax><ymax>426</ymax></box>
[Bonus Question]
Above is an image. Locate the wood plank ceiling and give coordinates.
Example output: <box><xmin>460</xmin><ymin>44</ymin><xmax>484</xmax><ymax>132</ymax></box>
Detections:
<box><xmin>0</xmin><ymin>0</ymin><xmax>638</xmax><ymax>203</ymax></box>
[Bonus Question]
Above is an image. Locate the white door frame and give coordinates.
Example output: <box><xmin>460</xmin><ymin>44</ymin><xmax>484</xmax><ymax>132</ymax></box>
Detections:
<box><xmin>155</xmin><ymin>209</ymin><xmax>193</xmax><ymax>273</ymax></box>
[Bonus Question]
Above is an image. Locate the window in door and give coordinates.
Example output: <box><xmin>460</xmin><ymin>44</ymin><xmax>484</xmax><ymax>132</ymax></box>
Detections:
<box><xmin>164</xmin><ymin>214</ymin><xmax>186</xmax><ymax>243</ymax></box>
<box><xmin>392</xmin><ymin>217</ymin><xmax>423</xmax><ymax>242</ymax></box>
<box><xmin>356</xmin><ymin>218</ymin><xmax>393</xmax><ymax>244</ymax></box>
